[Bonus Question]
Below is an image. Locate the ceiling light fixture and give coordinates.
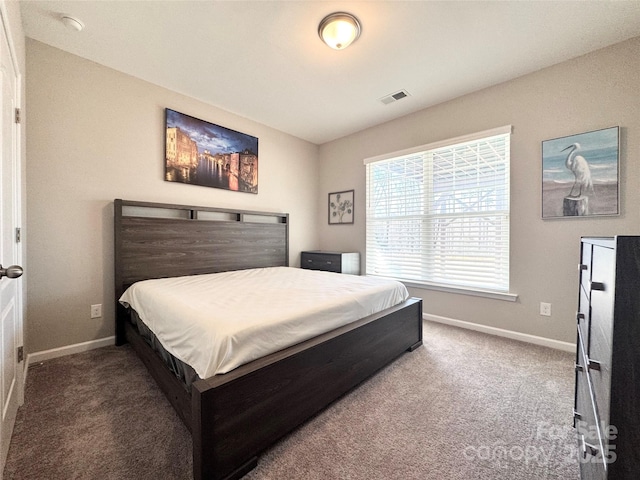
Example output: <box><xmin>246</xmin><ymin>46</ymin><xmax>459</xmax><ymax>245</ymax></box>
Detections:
<box><xmin>61</xmin><ymin>15</ymin><xmax>85</xmax><ymax>32</ymax></box>
<box><xmin>318</xmin><ymin>12</ymin><xmax>361</xmax><ymax>50</ymax></box>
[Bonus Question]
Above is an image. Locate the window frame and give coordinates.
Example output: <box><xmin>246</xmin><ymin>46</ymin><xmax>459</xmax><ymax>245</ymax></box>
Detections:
<box><xmin>364</xmin><ymin>125</ymin><xmax>516</xmax><ymax>301</ymax></box>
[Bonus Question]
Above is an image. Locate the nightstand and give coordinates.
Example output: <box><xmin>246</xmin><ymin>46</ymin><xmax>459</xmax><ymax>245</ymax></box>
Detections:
<box><xmin>301</xmin><ymin>251</ymin><xmax>360</xmax><ymax>275</ymax></box>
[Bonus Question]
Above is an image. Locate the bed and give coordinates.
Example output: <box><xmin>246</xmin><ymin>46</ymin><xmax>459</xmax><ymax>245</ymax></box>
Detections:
<box><xmin>114</xmin><ymin>199</ymin><xmax>423</xmax><ymax>480</ymax></box>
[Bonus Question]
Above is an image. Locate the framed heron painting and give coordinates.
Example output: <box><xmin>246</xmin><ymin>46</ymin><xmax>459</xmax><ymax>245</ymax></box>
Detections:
<box><xmin>542</xmin><ymin>126</ymin><xmax>619</xmax><ymax>218</ymax></box>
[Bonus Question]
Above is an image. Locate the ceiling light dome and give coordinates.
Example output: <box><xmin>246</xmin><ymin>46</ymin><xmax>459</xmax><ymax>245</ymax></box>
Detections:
<box><xmin>61</xmin><ymin>15</ymin><xmax>85</xmax><ymax>32</ymax></box>
<box><xmin>318</xmin><ymin>12</ymin><xmax>361</xmax><ymax>50</ymax></box>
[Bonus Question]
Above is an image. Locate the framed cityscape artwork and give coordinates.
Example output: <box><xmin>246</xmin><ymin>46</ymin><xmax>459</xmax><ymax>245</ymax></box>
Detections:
<box><xmin>165</xmin><ymin>108</ymin><xmax>258</xmax><ymax>193</ymax></box>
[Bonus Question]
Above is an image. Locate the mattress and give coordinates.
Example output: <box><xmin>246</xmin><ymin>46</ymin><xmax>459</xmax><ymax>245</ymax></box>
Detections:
<box><xmin>119</xmin><ymin>266</ymin><xmax>409</xmax><ymax>378</ymax></box>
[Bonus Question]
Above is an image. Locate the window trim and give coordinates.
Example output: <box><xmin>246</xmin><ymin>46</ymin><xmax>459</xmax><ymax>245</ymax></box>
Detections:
<box><xmin>363</xmin><ymin>125</ymin><xmax>513</xmax><ymax>165</ymax></box>
<box><xmin>402</xmin><ymin>279</ymin><xmax>518</xmax><ymax>302</ymax></box>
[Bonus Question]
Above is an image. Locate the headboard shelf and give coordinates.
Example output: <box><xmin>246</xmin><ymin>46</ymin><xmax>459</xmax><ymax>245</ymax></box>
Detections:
<box><xmin>118</xmin><ymin>199</ymin><xmax>287</xmax><ymax>224</ymax></box>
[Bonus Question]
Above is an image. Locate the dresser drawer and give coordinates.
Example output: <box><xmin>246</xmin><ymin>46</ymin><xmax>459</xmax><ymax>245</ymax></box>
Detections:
<box><xmin>575</xmin><ymin>374</ymin><xmax>607</xmax><ymax>480</ymax></box>
<box><xmin>575</xmin><ymin>331</ymin><xmax>607</xmax><ymax>477</ymax></box>
<box><xmin>579</xmin><ymin>449</ymin><xmax>607</xmax><ymax>480</ymax></box>
<box><xmin>580</xmin><ymin>243</ymin><xmax>593</xmax><ymax>301</ymax></box>
<box><xmin>577</xmin><ymin>286</ymin><xmax>590</xmax><ymax>354</ymax></box>
<box><xmin>588</xmin><ymin>326</ymin><xmax>612</xmax><ymax>432</ymax></box>
<box><xmin>575</xmin><ymin>331</ymin><xmax>599</xmax><ymax>434</ymax></box>
<box><xmin>588</xmin><ymin>245</ymin><xmax>614</xmax><ymax>425</ymax></box>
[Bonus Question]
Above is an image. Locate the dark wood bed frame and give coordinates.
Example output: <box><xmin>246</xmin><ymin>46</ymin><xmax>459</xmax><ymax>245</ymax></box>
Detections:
<box><xmin>114</xmin><ymin>199</ymin><xmax>423</xmax><ymax>480</ymax></box>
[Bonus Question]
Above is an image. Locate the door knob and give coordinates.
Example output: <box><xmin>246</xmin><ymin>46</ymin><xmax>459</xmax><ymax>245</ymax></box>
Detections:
<box><xmin>0</xmin><ymin>264</ymin><xmax>23</xmax><ymax>279</ymax></box>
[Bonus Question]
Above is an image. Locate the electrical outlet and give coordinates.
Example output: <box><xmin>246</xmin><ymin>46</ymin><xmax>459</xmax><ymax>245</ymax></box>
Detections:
<box><xmin>91</xmin><ymin>304</ymin><xmax>102</xmax><ymax>319</ymax></box>
<box><xmin>540</xmin><ymin>302</ymin><xmax>551</xmax><ymax>317</ymax></box>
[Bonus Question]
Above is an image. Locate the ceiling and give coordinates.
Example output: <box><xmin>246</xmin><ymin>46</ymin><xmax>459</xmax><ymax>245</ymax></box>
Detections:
<box><xmin>20</xmin><ymin>1</ymin><xmax>640</xmax><ymax>145</ymax></box>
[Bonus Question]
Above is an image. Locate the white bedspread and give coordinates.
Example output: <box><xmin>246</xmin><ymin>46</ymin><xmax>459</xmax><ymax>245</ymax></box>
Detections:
<box><xmin>119</xmin><ymin>266</ymin><xmax>409</xmax><ymax>378</ymax></box>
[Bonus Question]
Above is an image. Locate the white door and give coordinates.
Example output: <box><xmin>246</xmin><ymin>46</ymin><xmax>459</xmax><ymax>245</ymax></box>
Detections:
<box><xmin>0</xmin><ymin>8</ymin><xmax>22</xmax><ymax>475</ymax></box>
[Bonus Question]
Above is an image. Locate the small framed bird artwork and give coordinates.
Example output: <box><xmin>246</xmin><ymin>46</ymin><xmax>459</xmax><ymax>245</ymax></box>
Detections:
<box><xmin>542</xmin><ymin>126</ymin><xmax>619</xmax><ymax>218</ymax></box>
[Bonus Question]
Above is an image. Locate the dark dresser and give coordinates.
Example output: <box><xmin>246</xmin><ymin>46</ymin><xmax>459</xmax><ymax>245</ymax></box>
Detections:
<box><xmin>301</xmin><ymin>251</ymin><xmax>360</xmax><ymax>275</ymax></box>
<box><xmin>574</xmin><ymin>236</ymin><xmax>640</xmax><ymax>479</ymax></box>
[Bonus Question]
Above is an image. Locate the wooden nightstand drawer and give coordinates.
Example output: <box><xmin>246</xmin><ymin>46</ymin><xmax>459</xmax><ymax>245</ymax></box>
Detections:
<box><xmin>303</xmin><ymin>252</ymin><xmax>341</xmax><ymax>273</ymax></box>
<box><xmin>301</xmin><ymin>251</ymin><xmax>360</xmax><ymax>275</ymax></box>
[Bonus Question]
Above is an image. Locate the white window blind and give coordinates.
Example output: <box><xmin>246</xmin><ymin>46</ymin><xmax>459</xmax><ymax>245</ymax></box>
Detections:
<box><xmin>365</xmin><ymin>126</ymin><xmax>511</xmax><ymax>292</ymax></box>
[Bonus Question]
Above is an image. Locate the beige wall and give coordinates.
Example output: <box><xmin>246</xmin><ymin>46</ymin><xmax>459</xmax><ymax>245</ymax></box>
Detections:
<box><xmin>25</xmin><ymin>40</ymin><xmax>320</xmax><ymax>353</ymax></box>
<box><xmin>318</xmin><ymin>36</ymin><xmax>640</xmax><ymax>344</ymax></box>
<box><xmin>25</xmin><ymin>34</ymin><xmax>640</xmax><ymax>353</ymax></box>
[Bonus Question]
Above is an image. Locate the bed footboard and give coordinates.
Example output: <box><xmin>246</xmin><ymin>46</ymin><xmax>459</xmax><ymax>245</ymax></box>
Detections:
<box><xmin>192</xmin><ymin>297</ymin><xmax>422</xmax><ymax>480</ymax></box>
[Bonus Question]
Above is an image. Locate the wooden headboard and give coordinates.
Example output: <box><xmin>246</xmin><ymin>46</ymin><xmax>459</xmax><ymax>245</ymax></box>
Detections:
<box><xmin>114</xmin><ymin>199</ymin><xmax>289</xmax><ymax>344</ymax></box>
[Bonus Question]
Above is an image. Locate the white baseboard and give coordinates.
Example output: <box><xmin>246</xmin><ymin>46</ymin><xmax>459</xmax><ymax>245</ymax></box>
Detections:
<box><xmin>26</xmin><ymin>336</ymin><xmax>116</xmax><ymax>367</ymax></box>
<box><xmin>21</xmin><ymin>360</ymin><xmax>28</xmax><ymax>400</ymax></box>
<box><xmin>424</xmin><ymin>313</ymin><xmax>576</xmax><ymax>353</ymax></box>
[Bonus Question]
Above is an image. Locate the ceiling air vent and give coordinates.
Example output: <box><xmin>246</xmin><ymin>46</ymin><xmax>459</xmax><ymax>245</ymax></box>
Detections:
<box><xmin>379</xmin><ymin>89</ymin><xmax>410</xmax><ymax>105</ymax></box>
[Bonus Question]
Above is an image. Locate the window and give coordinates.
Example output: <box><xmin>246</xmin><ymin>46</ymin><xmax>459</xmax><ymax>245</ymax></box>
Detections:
<box><xmin>365</xmin><ymin>126</ymin><xmax>511</xmax><ymax>294</ymax></box>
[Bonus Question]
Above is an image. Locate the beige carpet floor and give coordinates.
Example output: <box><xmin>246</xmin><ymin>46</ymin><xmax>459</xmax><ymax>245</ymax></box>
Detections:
<box><xmin>4</xmin><ymin>321</ymin><xmax>580</xmax><ymax>479</ymax></box>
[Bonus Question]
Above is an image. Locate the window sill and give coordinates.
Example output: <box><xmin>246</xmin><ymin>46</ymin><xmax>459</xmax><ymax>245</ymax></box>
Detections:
<box><xmin>401</xmin><ymin>280</ymin><xmax>518</xmax><ymax>302</ymax></box>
